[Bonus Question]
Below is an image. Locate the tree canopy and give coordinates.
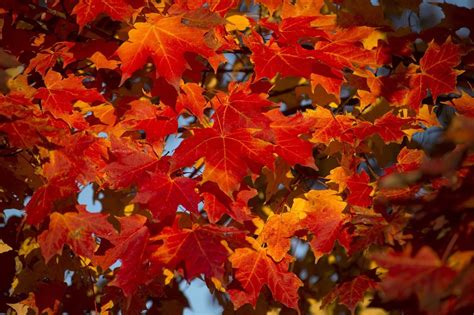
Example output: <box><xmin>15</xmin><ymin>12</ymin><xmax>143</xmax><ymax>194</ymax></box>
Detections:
<box><xmin>0</xmin><ymin>0</ymin><xmax>473</xmax><ymax>314</ymax></box>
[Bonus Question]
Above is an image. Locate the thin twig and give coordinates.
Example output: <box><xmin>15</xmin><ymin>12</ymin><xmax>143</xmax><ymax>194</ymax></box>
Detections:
<box><xmin>441</xmin><ymin>232</ymin><xmax>459</xmax><ymax>263</ymax></box>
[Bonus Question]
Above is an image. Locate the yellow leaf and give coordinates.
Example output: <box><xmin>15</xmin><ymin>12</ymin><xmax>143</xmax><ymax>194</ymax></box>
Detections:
<box><xmin>18</xmin><ymin>237</ymin><xmax>39</xmax><ymax>256</ymax></box>
<box><xmin>289</xmin><ymin>198</ymin><xmax>309</xmax><ymax>219</ymax></box>
<box><xmin>448</xmin><ymin>251</ymin><xmax>474</xmax><ymax>271</ymax></box>
<box><xmin>359</xmin><ymin>295</ymin><xmax>389</xmax><ymax>315</ymax></box>
<box><xmin>124</xmin><ymin>204</ymin><xmax>135</xmax><ymax>216</ymax></box>
<box><xmin>100</xmin><ymin>300</ymin><xmax>114</xmax><ymax>315</ymax></box>
<box><xmin>163</xmin><ymin>268</ymin><xmax>175</xmax><ymax>285</ymax></box>
<box><xmin>252</xmin><ymin>217</ymin><xmax>265</xmax><ymax>236</ymax></box>
<box><xmin>291</xmin><ymin>189</ymin><xmax>346</xmax><ymax>216</ymax></box>
<box><xmin>8</xmin><ymin>302</ymin><xmax>30</xmax><ymax>315</ymax></box>
<box><xmin>0</xmin><ymin>239</ymin><xmax>12</xmax><ymax>254</ymax></box>
<box><xmin>211</xmin><ymin>277</ymin><xmax>226</xmax><ymax>292</ymax></box>
<box><xmin>261</xmin><ymin>205</ymin><xmax>274</xmax><ymax>217</ymax></box>
<box><xmin>308</xmin><ymin>298</ymin><xmax>329</xmax><ymax>314</ymax></box>
<box><xmin>267</xmin><ymin>308</ymin><xmax>281</xmax><ymax>315</ymax></box>
<box><xmin>362</xmin><ymin>30</ymin><xmax>387</xmax><ymax>50</ymax></box>
<box><xmin>418</xmin><ymin>104</ymin><xmax>440</xmax><ymax>127</ymax></box>
<box><xmin>325</xmin><ymin>167</ymin><xmax>350</xmax><ymax>193</ymax></box>
<box><xmin>225</xmin><ymin>15</ymin><xmax>250</xmax><ymax>32</ymax></box>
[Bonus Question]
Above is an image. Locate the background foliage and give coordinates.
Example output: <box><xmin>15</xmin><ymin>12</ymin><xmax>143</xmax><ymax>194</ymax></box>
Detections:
<box><xmin>0</xmin><ymin>0</ymin><xmax>473</xmax><ymax>314</ymax></box>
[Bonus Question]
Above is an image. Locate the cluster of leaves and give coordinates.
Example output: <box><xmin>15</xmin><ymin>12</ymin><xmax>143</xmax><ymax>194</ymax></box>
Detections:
<box><xmin>0</xmin><ymin>0</ymin><xmax>473</xmax><ymax>314</ymax></box>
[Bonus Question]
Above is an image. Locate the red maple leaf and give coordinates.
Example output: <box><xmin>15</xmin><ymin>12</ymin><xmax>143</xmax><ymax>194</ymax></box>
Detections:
<box><xmin>38</xmin><ymin>207</ymin><xmax>116</xmax><ymax>262</ymax></box>
<box><xmin>267</xmin><ymin>110</ymin><xmax>315</xmax><ymax>167</ymax></box>
<box><xmin>322</xmin><ymin>275</ymin><xmax>378</xmax><ymax>313</ymax></box>
<box><xmin>201</xmin><ymin>182</ymin><xmax>255</xmax><ymax>223</ymax></box>
<box><xmin>93</xmin><ymin>215</ymin><xmax>149</xmax><ymax>270</ymax></box>
<box><xmin>407</xmin><ymin>40</ymin><xmax>461</xmax><ymax>109</ymax></box>
<box><xmin>372</xmin><ymin>246</ymin><xmax>457</xmax><ymax>310</ymax></box>
<box><xmin>172</xmin><ymin>114</ymin><xmax>274</xmax><ymax>194</ymax></box>
<box><xmin>176</xmin><ymin>83</ymin><xmax>209</xmax><ymax>120</ymax></box>
<box><xmin>26</xmin><ymin>42</ymin><xmax>75</xmax><ymax>76</ymax></box>
<box><xmin>292</xmin><ymin>189</ymin><xmax>351</xmax><ymax>256</ymax></box>
<box><xmin>25</xmin><ymin>179</ymin><xmax>77</xmax><ymax>226</ymax></box>
<box><xmin>133</xmin><ymin>161</ymin><xmax>201</xmax><ymax>221</ymax></box>
<box><xmin>72</xmin><ymin>0</ymin><xmax>142</xmax><ymax>28</ymax></box>
<box><xmin>347</xmin><ymin>171</ymin><xmax>373</xmax><ymax>207</ymax></box>
<box><xmin>103</xmin><ymin>137</ymin><xmax>160</xmax><ymax>189</ymax></box>
<box><xmin>116</xmin><ymin>14</ymin><xmax>220</xmax><ymax>86</ymax></box>
<box><xmin>151</xmin><ymin>223</ymin><xmax>245</xmax><ymax>280</ymax></box>
<box><xmin>228</xmin><ymin>247</ymin><xmax>303</xmax><ymax>311</ymax></box>
<box><xmin>34</xmin><ymin>71</ymin><xmax>104</xmax><ymax>120</ymax></box>
<box><xmin>211</xmin><ymin>82</ymin><xmax>273</xmax><ymax>131</ymax></box>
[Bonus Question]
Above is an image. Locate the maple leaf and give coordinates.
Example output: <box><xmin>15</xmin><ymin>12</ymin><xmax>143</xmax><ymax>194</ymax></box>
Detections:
<box><xmin>173</xmin><ymin>0</ymin><xmax>238</xmax><ymax>16</ymax></box>
<box><xmin>201</xmin><ymin>182</ymin><xmax>255</xmax><ymax>223</ymax></box>
<box><xmin>76</xmin><ymin>101</ymin><xmax>116</xmax><ymax>126</ymax></box>
<box><xmin>322</xmin><ymin>275</ymin><xmax>378</xmax><ymax>313</ymax></box>
<box><xmin>133</xmin><ymin>161</ymin><xmax>201</xmax><ymax>221</ymax></box>
<box><xmin>385</xmin><ymin>147</ymin><xmax>425</xmax><ymax>175</ymax></box>
<box><xmin>0</xmin><ymin>115</ymin><xmax>65</xmax><ymax>148</ymax></box>
<box><xmin>172</xmin><ymin>114</ymin><xmax>274</xmax><ymax>195</ymax></box>
<box><xmin>176</xmin><ymin>83</ymin><xmax>209</xmax><ymax>120</ymax></box>
<box><xmin>151</xmin><ymin>223</ymin><xmax>245</xmax><ymax>280</ymax></box>
<box><xmin>281</xmin><ymin>0</ymin><xmax>325</xmax><ymax>18</ymax></box>
<box><xmin>114</xmin><ymin>99</ymin><xmax>178</xmax><ymax>144</ymax></box>
<box><xmin>38</xmin><ymin>207</ymin><xmax>116</xmax><ymax>263</ymax></box>
<box><xmin>45</xmin><ymin>133</ymin><xmax>109</xmax><ymax>184</ymax></box>
<box><xmin>228</xmin><ymin>247</ymin><xmax>303</xmax><ymax>311</ymax></box>
<box><xmin>310</xmin><ymin>67</ymin><xmax>345</xmax><ymax>100</ymax></box>
<box><xmin>105</xmin><ymin>216</ymin><xmax>151</xmax><ymax>296</ymax></box>
<box><xmin>346</xmin><ymin>171</ymin><xmax>373</xmax><ymax>207</ymax></box>
<box><xmin>103</xmin><ymin>137</ymin><xmax>160</xmax><ymax>189</ymax></box>
<box><xmin>312</xmin><ymin>26</ymin><xmax>389</xmax><ymax>69</ymax></box>
<box><xmin>202</xmin><ymin>191</ymin><xmax>229</xmax><ymax>223</ymax></box>
<box><xmin>88</xmin><ymin>51</ymin><xmax>120</xmax><ymax>70</ymax></box>
<box><xmin>34</xmin><ymin>70</ymin><xmax>104</xmax><ymax>120</ymax></box>
<box><xmin>291</xmin><ymin>189</ymin><xmax>351</xmax><ymax>256</ymax></box>
<box><xmin>72</xmin><ymin>0</ymin><xmax>141</xmax><ymax>28</ymax></box>
<box><xmin>305</xmin><ymin>106</ymin><xmax>371</xmax><ymax>144</ymax></box>
<box><xmin>267</xmin><ymin>110</ymin><xmax>315</xmax><ymax>167</ymax></box>
<box><xmin>93</xmin><ymin>215</ymin><xmax>149</xmax><ymax>270</ymax></box>
<box><xmin>211</xmin><ymin>82</ymin><xmax>273</xmax><ymax>132</ymax></box>
<box><xmin>370</xmin><ymin>113</ymin><xmax>412</xmax><ymax>142</ymax></box>
<box><xmin>25</xmin><ymin>42</ymin><xmax>75</xmax><ymax>76</ymax></box>
<box><xmin>258</xmin><ymin>212</ymin><xmax>300</xmax><ymax>262</ymax></box>
<box><xmin>117</xmin><ymin>14</ymin><xmax>220</xmax><ymax>86</ymax></box>
<box><xmin>25</xmin><ymin>179</ymin><xmax>77</xmax><ymax>226</ymax></box>
<box><xmin>0</xmin><ymin>94</ymin><xmax>69</xmax><ymax>147</ymax></box>
<box><xmin>24</xmin><ymin>141</ymin><xmax>103</xmax><ymax>225</ymax></box>
<box><xmin>2</xmin><ymin>0</ymin><xmax>473</xmax><ymax>312</ymax></box>
<box><xmin>0</xmin><ymin>94</ymin><xmax>35</xmax><ymax>119</ymax></box>
<box><xmin>0</xmin><ymin>240</ymin><xmax>12</xmax><ymax>253</ymax></box>
<box><xmin>326</xmin><ymin>166</ymin><xmax>350</xmax><ymax>193</ymax></box>
<box><xmin>247</xmin><ymin>35</ymin><xmax>316</xmax><ymax>80</ymax></box>
<box><xmin>354</xmin><ymin>112</ymin><xmax>413</xmax><ymax>142</ymax></box>
<box><xmin>372</xmin><ymin>246</ymin><xmax>457</xmax><ymax>311</ymax></box>
<box><xmin>450</xmin><ymin>92</ymin><xmax>474</xmax><ymax>118</ymax></box>
<box><xmin>407</xmin><ymin>40</ymin><xmax>461</xmax><ymax>109</ymax></box>
<box><xmin>262</xmin><ymin>158</ymin><xmax>293</xmax><ymax>202</ymax></box>
<box><xmin>261</xmin><ymin>16</ymin><xmax>329</xmax><ymax>45</ymax></box>
<box><xmin>109</xmin><ymin>232</ymin><xmax>150</xmax><ymax>296</ymax></box>
<box><xmin>356</xmin><ymin>67</ymin><xmax>408</xmax><ymax>108</ymax></box>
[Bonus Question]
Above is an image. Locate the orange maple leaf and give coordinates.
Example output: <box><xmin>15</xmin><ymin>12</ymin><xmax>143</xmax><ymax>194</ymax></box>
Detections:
<box><xmin>117</xmin><ymin>14</ymin><xmax>220</xmax><ymax>87</ymax></box>
<box><xmin>228</xmin><ymin>247</ymin><xmax>303</xmax><ymax>311</ymax></box>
